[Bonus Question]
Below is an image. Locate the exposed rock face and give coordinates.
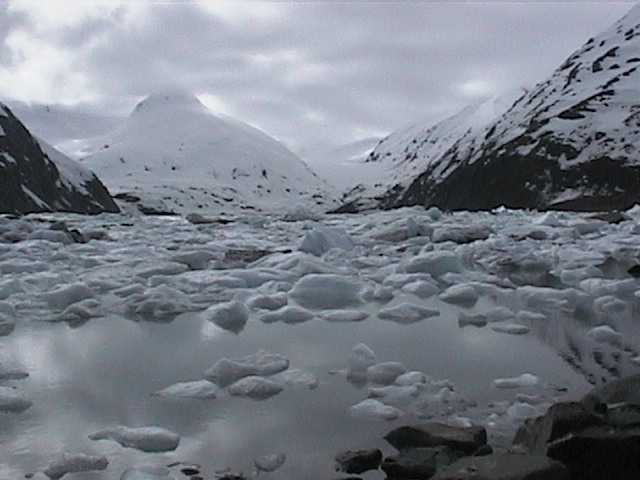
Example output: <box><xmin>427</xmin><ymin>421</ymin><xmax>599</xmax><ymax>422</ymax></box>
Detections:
<box><xmin>338</xmin><ymin>4</ymin><xmax>640</xmax><ymax>213</ymax></box>
<box><xmin>431</xmin><ymin>453</ymin><xmax>570</xmax><ymax>480</ymax></box>
<box><xmin>334</xmin><ymin>449</ymin><xmax>382</xmax><ymax>474</ymax></box>
<box><xmin>0</xmin><ymin>103</ymin><xmax>119</xmax><ymax>215</ymax></box>
<box><xmin>514</xmin><ymin>375</ymin><xmax>640</xmax><ymax>480</ymax></box>
<box><xmin>384</xmin><ymin>423</ymin><xmax>488</xmax><ymax>454</ymax></box>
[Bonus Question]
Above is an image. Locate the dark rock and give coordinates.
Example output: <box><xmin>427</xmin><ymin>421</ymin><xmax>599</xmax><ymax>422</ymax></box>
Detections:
<box><xmin>588</xmin><ymin>211</ymin><xmax>630</xmax><ymax>224</ymax></box>
<box><xmin>181</xmin><ymin>467</ymin><xmax>200</xmax><ymax>475</ymax></box>
<box><xmin>0</xmin><ymin>103</ymin><xmax>119</xmax><ymax>215</ymax></box>
<box><xmin>431</xmin><ymin>453</ymin><xmax>570</xmax><ymax>480</ymax></box>
<box><xmin>546</xmin><ymin>425</ymin><xmax>640</xmax><ymax>480</ymax></box>
<box><xmin>606</xmin><ymin>403</ymin><xmax>640</xmax><ymax>427</ymax></box>
<box><xmin>335</xmin><ymin>448</ymin><xmax>382</xmax><ymax>474</ymax></box>
<box><xmin>381</xmin><ymin>446</ymin><xmax>463</xmax><ymax>479</ymax></box>
<box><xmin>385</xmin><ymin>423</ymin><xmax>487</xmax><ymax>454</ymax></box>
<box><xmin>513</xmin><ymin>402</ymin><xmax>604</xmax><ymax>453</ymax></box>
<box><xmin>582</xmin><ymin>374</ymin><xmax>640</xmax><ymax>412</ymax></box>
<box><xmin>473</xmin><ymin>445</ymin><xmax>494</xmax><ymax>456</ymax></box>
<box><xmin>628</xmin><ymin>264</ymin><xmax>640</xmax><ymax>278</ymax></box>
<box><xmin>224</xmin><ymin>248</ymin><xmax>273</xmax><ymax>264</ymax></box>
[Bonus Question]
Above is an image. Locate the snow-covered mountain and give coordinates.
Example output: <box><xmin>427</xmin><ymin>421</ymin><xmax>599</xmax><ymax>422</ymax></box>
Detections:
<box><xmin>0</xmin><ymin>102</ymin><xmax>119</xmax><ymax>215</ymax></box>
<box><xmin>335</xmin><ymin>91</ymin><xmax>526</xmax><ymax>212</ymax></box>
<box><xmin>80</xmin><ymin>91</ymin><xmax>337</xmax><ymax>215</ymax></box>
<box><xmin>303</xmin><ymin>136</ymin><xmax>382</xmax><ymax>190</ymax></box>
<box><xmin>394</xmin><ymin>4</ymin><xmax>640</xmax><ymax>211</ymax></box>
<box><xmin>5</xmin><ymin>101</ymin><xmax>123</xmax><ymax>156</ymax></box>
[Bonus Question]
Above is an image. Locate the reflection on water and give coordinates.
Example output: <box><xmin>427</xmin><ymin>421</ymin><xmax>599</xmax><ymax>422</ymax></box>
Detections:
<box><xmin>0</xmin><ymin>295</ymin><xmax>596</xmax><ymax>479</ymax></box>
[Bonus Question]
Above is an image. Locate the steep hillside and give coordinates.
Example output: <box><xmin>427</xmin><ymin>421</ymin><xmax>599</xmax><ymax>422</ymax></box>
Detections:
<box><xmin>398</xmin><ymin>4</ymin><xmax>640</xmax><ymax>211</ymax></box>
<box><xmin>336</xmin><ymin>91</ymin><xmax>525</xmax><ymax>212</ymax></box>
<box><xmin>0</xmin><ymin>102</ymin><xmax>119</xmax><ymax>215</ymax></box>
<box><xmin>81</xmin><ymin>91</ymin><xmax>337</xmax><ymax>214</ymax></box>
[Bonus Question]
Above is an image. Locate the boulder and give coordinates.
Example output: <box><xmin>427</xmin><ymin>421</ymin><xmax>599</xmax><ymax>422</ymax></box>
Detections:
<box><xmin>381</xmin><ymin>446</ymin><xmax>463</xmax><ymax>479</ymax></box>
<box><xmin>335</xmin><ymin>449</ymin><xmax>382</xmax><ymax>474</ymax></box>
<box><xmin>385</xmin><ymin>423</ymin><xmax>487</xmax><ymax>454</ymax></box>
<box><xmin>431</xmin><ymin>453</ymin><xmax>569</xmax><ymax>480</ymax></box>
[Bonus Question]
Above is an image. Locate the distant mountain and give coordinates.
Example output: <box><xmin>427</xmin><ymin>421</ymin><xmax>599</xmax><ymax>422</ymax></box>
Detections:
<box><xmin>0</xmin><ymin>102</ymin><xmax>119</xmax><ymax>215</ymax></box>
<box><xmin>395</xmin><ymin>4</ymin><xmax>640</xmax><ymax>212</ymax></box>
<box><xmin>5</xmin><ymin>101</ymin><xmax>123</xmax><ymax>154</ymax></box>
<box><xmin>303</xmin><ymin>136</ymin><xmax>382</xmax><ymax>190</ymax></box>
<box><xmin>80</xmin><ymin>90</ymin><xmax>337</xmax><ymax>214</ymax></box>
<box><xmin>335</xmin><ymin>91</ymin><xmax>525</xmax><ymax>212</ymax></box>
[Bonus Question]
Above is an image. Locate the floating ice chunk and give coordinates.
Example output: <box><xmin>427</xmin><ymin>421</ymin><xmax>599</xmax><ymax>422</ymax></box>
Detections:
<box><xmin>507</xmin><ymin>401</ymin><xmax>539</xmax><ymax>421</ymax></box>
<box><xmin>404</xmin><ymin>251</ymin><xmax>463</xmax><ymax>277</ymax></box>
<box><xmin>425</xmin><ymin>207</ymin><xmax>443</xmax><ymax>220</ymax></box>
<box><xmin>432</xmin><ymin>225</ymin><xmax>492</xmax><ymax>244</ymax></box>
<box><xmin>113</xmin><ymin>283</ymin><xmax>146</xmax><ymax>298</ymax></box>
<box><xmin>128</xmin><ymin>285</ymin><xmax>195</xmax><ymax>320</ymax></box>
<box><xmin>299</xmin><ymin>227</ymin><xmax>355</xmax><ymax>256</ymax></box>
<box><xmin>0</xmin><ymin>386</ymin><xmax>32</xmax><ymax>412</ymax></box>
<box><xmin>247</xmin><ymin>293</ymin><xmax>288</xmax><ymax>311</ymax></box>
<box><xmin>89</xmin><ymin>426</ymin><xmax>180</xmax><ymax>452</ymax></box>
<box><xmin>204</xmin><ymin>351</ymin><xmax>289</xmax><ymax>386</ymax></box>
<box><xmin>289</xmin><ymin>274</ymin><xmax>363</xmax><ymax>309</ymax></box>
<box><xmin>283</xmin><ymin>205</ymin><xmax>322</xmax><ymax>222</ymax></box>
<box><xmin>378</xmin><ymin>303</ymin><xmax>439</xmax><ymax>324</ymax></box>
<box><xmin>260</xmin><ymin>305</ymin><xmax>314</xmax><ymax>324</ymax></box>
<box><xmin>135</xmin><ymin>262</ymin><xmax>188</xmax><ymax>279</ymax></box>
<box><xmin>395</xmin><ymin>371</ymin><xmax>429</xmax><ymax>386</ymax></box>
<box><xmin>58</xmin><ymin>299</ymin><xmax>103</xmax><ymax>322</ymax></box>
<box><xmin>485</xmin><ymin>306</ymin><xmax>515</xmax><ymax>322</ymax></box>
<box><xmin>491</xmin><ymin>323</ymin><xmax>530</xmax><ymax>335</ymax></box>
<box><xmin>350</xmin><ymin>399</ymin><xmax>402</xmax><ymax>421</ymax></box>
<box><xmin>0</xmin><ymin>364</ymin><xmax>28</xmax><ymax>380</ymax></box>
<box><xmin>120</xmin><ymin>466</ymin><xmax>174</xmax><ymax>480</ymax></box>
<box><xmin>366</xmin><ymin>362</ymin><xmax>407</xmax><ymax>385</ymax></box>
<box><xmin>515</xmin><ymin>393</ymin><xmax>547</xmax><ymax>405</ymax></box>
<box><xmin>43</xmin><ymin>453</ymin><xmax>108</xmax><ymax>479</ymax></box>
<box><xmin>402</xmin><ymin>280</ymin><xmax>440</xmax><ymax>299</ymax></box>
<box><xmin>560</xmin><ymin>266</ymin><xmax>603</xmax><ymax>286</ymax></box>
<box><xmin>321</xmin><ymin>309</ymin><xmax>368</xmax><ymax>323</ymax></box>
<box><xmin>368</xmin><ymin>384</ymin><xmax>420</xmax><ymax>407</ymax></box>
<box><xmin>382</xmin><ymin>273</ymin><xmax>435</xmax><ymax>289</ymax></box>
<box><xmin>0</xmin><ymin>314</ymin><xmax>15</xmax><ymax>336</ymax></box>
<box><xmin>228</xmin><ymin>376</ymin><xmax>283</xmax><ymax>400</ymax></box>
<box><xmin>153</xmin><ymin>380</ymin><xmax>219</xmax><ymax>399</ymax></box>
<box><xmin>594</xmin><ymin>295</ymin><xmax>628</xmax><ymax>316</ymax></box>
<box><xmin>535</xmin><ymin>211</ymin><xmax>563</xmax><ymax>227</ymax></box>
<box><xmin>170</xmin><ymin>250</ymin><xmax>217</xmax><ymax>270</ymax></box>
<box><xmin>439</xmin><ymin>284</ymin><xmax>478</xmax><ymax>307</ymax></box>
<box><xmin>0</xmin><ymin>301</ymin><xmax>16</xmax><ymax>316</ymax></box>
<box><xmin>587</xmin><ymin>325</ymin><xmax>622</xmax><ymax>346</ymax></box>
<box><xmin>361</xmin><ymin>285</ymin><xmax>394</xmax><ymax>302</ymax></box>
<box><xmin>372</xmin><ymin>217</ymin><xmax>432</xmax><ymax>242</ymax></box>
<box><xmin>28</xmin><ymin>229</ymin><xmax>73</xmax><ymax>245</ymax></box>
<box><xmin>458</xmin><ymin>313</ymin><xmax>488</xmax><ymax>328</ymax></box>
<box><xmin>273</xmin><ymin>369</ymin><xmax>319</xmax><ymax>390</ymax></box>
<box><xmin>202</xmin><ymin>301</ymin><xmax>249</xmax><ymax>333</ymax></box>
<box><xmin>254</xmin><ymin>453</ymin><xmax>286</xmax><ymax>473</ymax></box>
<box><xmin>42</xmin><ymin>283</ymin><xmax>95</xmax><ymax>310</ymax></box>
<box><xmin>580</xmin><ymin>278</ymin><xmax>638</xmax><ymax>298</ymax></box>
<box><xmin>516</xmin><ymin>310</ymin><xmax>547</xmax><ymax>322</ymax></box>
<box><xmin>0</xmin><ymin>260</ymin><xmax>48</xmax><ymax>274</ymax></box>
<box><xmin>348</xmin><ymin>343</ymin><xmax>377</xmax><ymax>374</ymax></box>
<box><xmin>493</xmin><ymin>373</ymin><xmax>539</xmax><ymax>389</ymax></box>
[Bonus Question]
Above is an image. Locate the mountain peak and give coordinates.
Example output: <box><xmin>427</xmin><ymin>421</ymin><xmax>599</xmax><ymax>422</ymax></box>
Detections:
<box><xmin>131</xmin><ymin>90</ymin><xmax>207</xmax><ymax>116</ymax></box>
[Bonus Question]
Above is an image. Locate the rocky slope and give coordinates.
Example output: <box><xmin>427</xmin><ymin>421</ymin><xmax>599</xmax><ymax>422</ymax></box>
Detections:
<box><xmin>396</xmin><ymin>4</ymin><xmax>640</xmax><ymax>211</ymax></box>
<box><xmin>338</xmin><ymin>4</ymin><xmax>640</xmax><ymax>213</ymax></box>
<box><xmin>0</xmin><ymin>102</ymin><xmax>119</xmax><ymax>215</ymax></box>
<box><xmin>80</xmin><ymin>90</ymin><xmax>337</xmax><ymax>215</ymax></box>
<box><xmin>336</xmin><ymin>91</ymin><xmax>525</xmax><ymax>212</ymax></box>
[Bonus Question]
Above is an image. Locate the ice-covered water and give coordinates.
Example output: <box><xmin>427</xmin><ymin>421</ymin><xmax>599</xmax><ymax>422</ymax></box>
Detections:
<box><xmin>1</xmin><ymin>207</ymin><xmax>640</xmax><ymax>479</ymax></box>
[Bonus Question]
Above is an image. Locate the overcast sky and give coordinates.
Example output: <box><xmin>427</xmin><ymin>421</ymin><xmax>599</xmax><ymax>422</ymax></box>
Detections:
<box><xmin>0</xmin><ymin>1</ymin><xmax>635</xmax><ymax>155</ymax></box>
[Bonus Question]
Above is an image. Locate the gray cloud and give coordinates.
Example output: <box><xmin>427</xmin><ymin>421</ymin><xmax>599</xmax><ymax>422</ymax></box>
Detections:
<box><xmin>0</xmin><ymin>1</ymin><xmax>635</xmax><ymax>155</ymax></box>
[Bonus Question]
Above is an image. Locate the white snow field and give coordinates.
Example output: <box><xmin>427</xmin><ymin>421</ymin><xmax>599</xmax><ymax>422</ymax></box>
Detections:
<box><xmin>1</xmin><ymin>206</ymin><xmax>640</xmax><ymax>479</ymax></box>
<box><xmin>77</xmin><ymin>90</ymin><xmax>338</xmax><ymax>215</ymax></box>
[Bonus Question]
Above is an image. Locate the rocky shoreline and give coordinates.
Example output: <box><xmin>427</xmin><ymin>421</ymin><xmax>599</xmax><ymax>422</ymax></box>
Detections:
<box><xmin>334</xmin><ymin>374</ymin><xmax>640</xmax><ymax>479</ymax></box>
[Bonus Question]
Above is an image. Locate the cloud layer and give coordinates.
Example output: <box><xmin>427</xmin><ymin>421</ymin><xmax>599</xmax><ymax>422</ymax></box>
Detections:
<box><xmin>0</xmin><ymin>1</ymin><xmax>634</xmax><ymax>154</ymax></box>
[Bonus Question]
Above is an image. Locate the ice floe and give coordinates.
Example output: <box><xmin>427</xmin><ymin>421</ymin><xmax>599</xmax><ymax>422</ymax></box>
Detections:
<box><xmin>89</xmin><ymin>426</ymin><xmax>180</xmax><ymax>452</ymax></box>
<box><xmin>202</xmin><ymin>300</ymin><xmax>249</xmax><ymax>333</ymax></box>
<box><xmin>289</xmin><ymin>274</ymin><xmax>363</xmax><ymax>309</ymax></box>
<box><xmin>228</xmin><ymin>376</ymin><xmax>284</xmax><ymax>400</ymax></box>
<box><xmin>43</xmin><ymin>453</ymin><xmax>108</xmax><ymax>479</ymax></box>
<box><xmin>153</xmin><ymin>380</ymin><xmax>220</xmax><ymax>399</ymax></box>
<box><xmin>378</xmin><ymin>302</ymin><xmax>439</xmax><ymax>324</ymax></box>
